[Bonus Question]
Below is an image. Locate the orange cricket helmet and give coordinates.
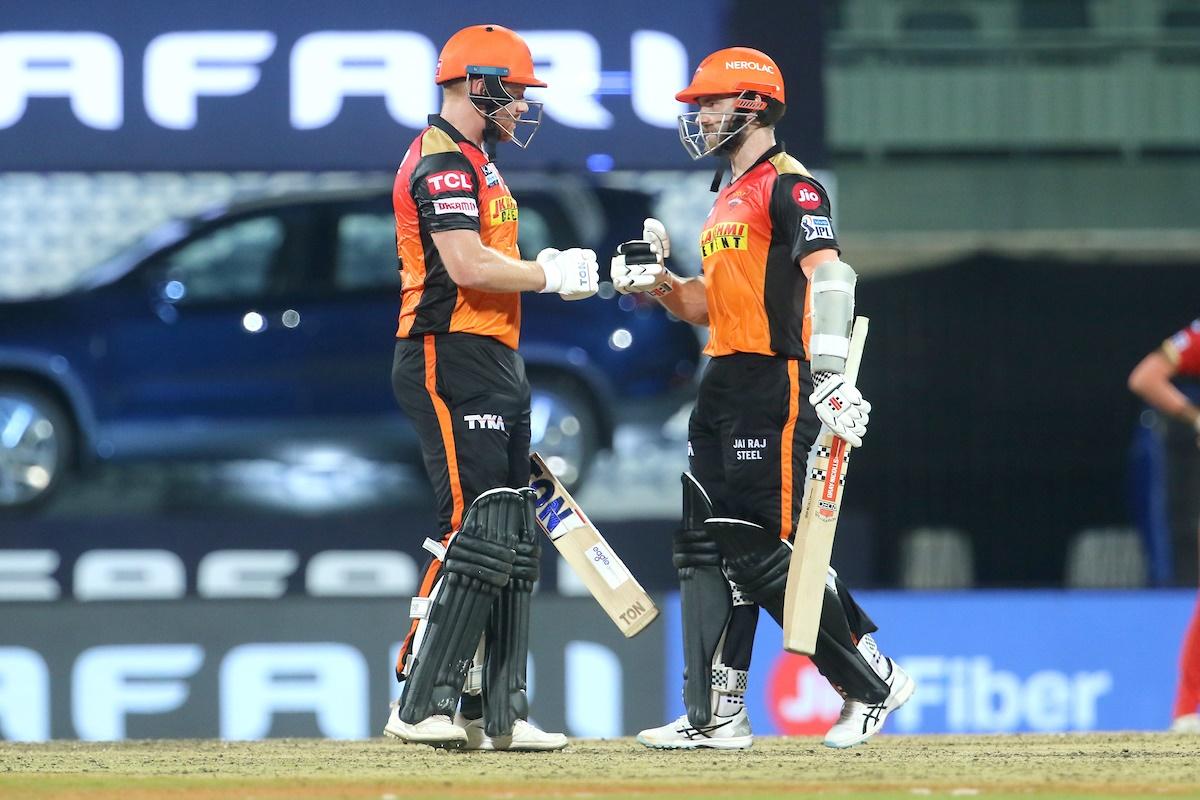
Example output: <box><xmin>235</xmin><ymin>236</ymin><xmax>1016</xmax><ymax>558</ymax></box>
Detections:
<box><xmin>676</xmin><ymin>46</ymin><xmax>786</xmax><ymax>161</ymax></box>
<box><xmin>435</xmin><ymin>24</ymin><xmax>547</xmax><ymax>88</ymax></box>
<box><xmin>675</xmin><ymin>46</ymin><xmax>784</xmax><ymax>105</ymax></box>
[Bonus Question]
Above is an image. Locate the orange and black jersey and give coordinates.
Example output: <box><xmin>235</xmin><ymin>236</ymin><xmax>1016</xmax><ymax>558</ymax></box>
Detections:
<box><xmin>393</xmin><ymin>115</ymin><xmax>522</xmax><ymax>350</ymax></box>
<box><xmin>700</xmin><ymin>143</ymin><xmax>840</xmax><ymax>359</ymax></box>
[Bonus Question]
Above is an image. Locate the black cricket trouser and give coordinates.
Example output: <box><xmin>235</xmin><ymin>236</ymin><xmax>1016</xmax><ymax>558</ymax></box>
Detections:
<box><xmin>689</xmin><ymin>353</ymin><xmax>879</xmax><ymax>690</ymax></box>
<box><xmin>688</xmin><ymin>352</ymin><xmax>821</xmax><ymax>542</ymax></box>
<box><xmin>391</xmin><ymin>332</ymin><xmax>531</xmax><ymax>678</ymax></box>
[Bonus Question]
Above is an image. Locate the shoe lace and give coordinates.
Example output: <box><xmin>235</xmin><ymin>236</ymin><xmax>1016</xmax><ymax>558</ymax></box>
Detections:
<box><xmin>674</xmin><ymin>713</ymin><xmax>739</xmax><ymax>739</ymax></box>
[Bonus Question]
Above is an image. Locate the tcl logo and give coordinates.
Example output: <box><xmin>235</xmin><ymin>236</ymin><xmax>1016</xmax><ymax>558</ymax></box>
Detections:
<box><xmin>767</xmin><ymin>653</ymin><xmax>843</xmax><ymax>735</ymax></box>
<box><xmin>792</xmin><ymin>182</ymin><xmax>822</xmax><ymax>210</ymax></box>
<box><xmin>725</xmin><ymin>60</ymin><xmax>774</xmax><ymax>73</ymax></box>
<box><xmin>426</xmin><ymin>170</ymin><xmax>473</xmax><ymax>193</ymax></box>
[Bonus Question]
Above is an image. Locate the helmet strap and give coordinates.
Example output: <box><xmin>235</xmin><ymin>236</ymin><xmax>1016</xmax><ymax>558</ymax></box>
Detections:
<box><xmin>709</xmin><ymin>161</ymin><xmax>726</xmax><ymax>193</ymax></box>
<box><xmin>483</xmin><ymin>119</ymin><xmax>500</xmax><ymax>162</ymax></box>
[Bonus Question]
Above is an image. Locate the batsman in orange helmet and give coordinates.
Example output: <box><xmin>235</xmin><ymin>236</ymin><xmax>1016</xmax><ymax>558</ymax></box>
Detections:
<box><xmin>612</xmin><ymin>47</ymin><xmax>915</xmax><ymax>750</ymax></box>
<box><xmin>383</xmin><ymin>24</ymin><xmax>597</xmax><ymax>752</ymax></box>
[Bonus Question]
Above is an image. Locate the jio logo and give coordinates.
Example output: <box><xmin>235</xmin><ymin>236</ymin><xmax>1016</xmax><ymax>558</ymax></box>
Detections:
<box><xmin>767</xmin><ymin>652</ymin><xmax>844</xmax><ymax>734</ymax></box>
<box><xmin>792</xmin><ymin>183</ymin><xmax>822</xmax><ymax>210</ymax></box>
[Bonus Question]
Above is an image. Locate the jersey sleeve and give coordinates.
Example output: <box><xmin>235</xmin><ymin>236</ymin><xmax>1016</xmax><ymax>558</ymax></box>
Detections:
<box><xmin>769</xmin><ymin>174</ymin><xmax>841</xmax><ymax>266</ymax></box>
<box><xmin>409</xmin><ymin>150</ymin><xmax>481</xmax><ymax>234</ymax></box>
<box><xmin>1163</xmin><ymin>319</ymin><xmax>1200</xmax><ymax>377</ymax></box>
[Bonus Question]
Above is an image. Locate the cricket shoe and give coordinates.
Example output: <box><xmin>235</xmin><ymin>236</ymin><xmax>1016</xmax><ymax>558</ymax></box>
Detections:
<box><xmin>383</xmin><ymin>701</ymin><xmax>466</xmax><ymax>748</ymax></box>
<box><xmin>636</xmin><ymin>709</ymin><xmax>753</xmax><ymax>750</ymax></box>
<box><xmin>454</xmin><ymin>714</ymin><xmax>568</xmax><ymax>751</ymax></box>
<box><xmin>824</xmin><ymin>659</ymin><xmax>915</xmax><ymax>749</ymax></box>
<box><xmin>1169</xmin><ymin>713</ymin><xmax>1200</xmax><ymax>733</ymax></box>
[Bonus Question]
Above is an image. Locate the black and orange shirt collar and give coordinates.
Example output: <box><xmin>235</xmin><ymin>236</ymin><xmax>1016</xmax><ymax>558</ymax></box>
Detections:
<box><xmin>427</xmin><ymin>114</ymin><xmax>485</xmax><ymax>156</ymax></box>
<box><xmin>726</xmin><ymin>142</ymin><xmax>786</xmax><ymax>188</ymax></box>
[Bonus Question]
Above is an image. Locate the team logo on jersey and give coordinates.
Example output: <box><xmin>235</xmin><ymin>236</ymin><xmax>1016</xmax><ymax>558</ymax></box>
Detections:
<box><xmin>425</xmin><ymin>170</ymin><xmax>474</xmax><ymax>194</ymax></box>
<box><xmin>700</xmin><ymin>222</ymin><xmax>749</xmax><ymax>257</ymax></box>
<box><xmin>726</xmin><ymin>189</ymin><xmax>749</xmax><ymax>209</ymax></box>
<box><xmin>482</xmin><ymin>162</ymin><xmax>502</xmax><ymax>187</ymax></box>
<box><xmin>490</xmin><ymin>195</ymin><xmax>519</xmax><ymax>223</ymax></box>
<box><xmin>801</xmin><ymin>214</ymin><xmax>834</xmax><ymax>241</ymax></box>
<box><xmin>432</xmin><ymin>197</ymin><xmax>479</xmax><ymax>217</ymax></box>
<box><xmin>792</xmin><ymin>182</ymin><xmax>822</xmax><ymax>210</ymax></box>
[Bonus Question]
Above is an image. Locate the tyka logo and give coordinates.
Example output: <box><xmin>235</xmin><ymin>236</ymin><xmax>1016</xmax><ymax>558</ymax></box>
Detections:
<box><xmin>464</xmin><ymin>413</ymin><xmax>505</xmax><ymax>431</ymax></box>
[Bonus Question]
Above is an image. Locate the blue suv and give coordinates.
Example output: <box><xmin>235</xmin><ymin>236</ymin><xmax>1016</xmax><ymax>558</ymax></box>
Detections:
<box><xmin>0</xmin><ymin>178</ymin><xmax>701</xmax><ymax>511</ymax></box>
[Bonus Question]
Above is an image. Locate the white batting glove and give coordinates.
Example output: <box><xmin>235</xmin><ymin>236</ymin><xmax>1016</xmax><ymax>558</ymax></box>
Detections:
<box><xmin>809</xmin><ymin>371</ymin><xmax>872</xmax><ymax>447</ymax></box>
<box><xmin>643</xmin><ymin>217</ymin><xmax>671</xmax><ymax>259</ymax></box>
<box><xmin>611</xmin><ymin>240</ymin><xmax>674</xmax><ymax>297</ymax></box>
<box><xmin>538</xmin><ymin>247</ymin><xmax>599</xmax><ymax>301</ymax></box>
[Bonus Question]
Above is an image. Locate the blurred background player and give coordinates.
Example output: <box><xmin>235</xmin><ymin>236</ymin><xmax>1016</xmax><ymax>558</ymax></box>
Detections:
<box><xmin>383</xmin><ymin>23</ymin><xmax>598</xmax><ymax>750</ymax></box>
<box><xmin>1129</xmin><ymin>320</ymin><xmax>1200</xmax><ymax>733</ymax></box>
<box><xmin>612</xmin><ymin>46</ymin><xmax>914</xmax><ymax>749</ymax></box>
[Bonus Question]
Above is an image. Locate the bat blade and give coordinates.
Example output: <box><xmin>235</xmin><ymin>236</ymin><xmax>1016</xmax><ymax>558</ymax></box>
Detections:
<box><xmin>529</xmin><ymin>453</ymin><xmax>658</xmax><ymax>637</ymax></box>
<box><xmin>783</xmin><ymin>316</ymin><xmax>869</xmax><ymax>655</ymax></box>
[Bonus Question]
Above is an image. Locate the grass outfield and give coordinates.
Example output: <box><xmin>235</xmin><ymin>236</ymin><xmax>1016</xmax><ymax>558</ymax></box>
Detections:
<box><xmin>2</xmin><ymin>734</ymin><xmax>1199</xmax><ymax>799</ymax></box>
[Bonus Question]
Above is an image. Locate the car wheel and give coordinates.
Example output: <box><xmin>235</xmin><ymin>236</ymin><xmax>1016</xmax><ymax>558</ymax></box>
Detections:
<box><xmin>0</xmin><ymin>382</ymin><xmax>73</xmax><ymax>513</ymax></box>
<box><xmin>529</xmin><ymin>376</ymin><xmax>600</xmax><ymax>493</ymax></box>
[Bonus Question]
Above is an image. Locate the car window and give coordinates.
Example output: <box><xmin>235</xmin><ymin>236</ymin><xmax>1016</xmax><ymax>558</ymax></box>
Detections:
<box><xmin>516</xmin><ymin>205</ymin><xmax>554</xmax><ymax>257</ymax></box>
<box><xmin>333</xmin><ymin>203</ymin><xmax>558</xmax><ymax>289</ymax></box>
<box><xmin>336</xmin><ymin>212</ymin><xmax>399</xmax><ymax>291</ymax></box>
<box><xmin>158</xmin><ymin>215</ymin><xmax>285</xmax><ymax>303</ymax></box>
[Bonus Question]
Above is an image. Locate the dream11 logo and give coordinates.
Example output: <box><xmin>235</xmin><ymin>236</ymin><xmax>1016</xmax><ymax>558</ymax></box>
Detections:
<box><xmin>0</xmin><ymin>29</ymin><xmax>689</xmax><ymax>132</ymax></box>
<box><xmin>766</xmin><ymin>652</ymin><xmax>845</xmax><ymax>735</ymax></box>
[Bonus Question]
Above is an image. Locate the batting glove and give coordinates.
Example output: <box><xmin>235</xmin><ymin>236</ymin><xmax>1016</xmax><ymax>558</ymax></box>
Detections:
<box><xmin>538</xmin><ymin>247</ymin><xmax>599</xmax><ymax>301</ymax></box>
<box><xmin>810</xmin><ymin>370</ymin><xmax>871</xmax><ymax>447</ymax></box>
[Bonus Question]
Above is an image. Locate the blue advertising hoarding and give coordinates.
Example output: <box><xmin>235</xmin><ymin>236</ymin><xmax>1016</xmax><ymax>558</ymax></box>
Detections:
<box><xmin>0</xmin><ymin>596</ymin><xmax>666</xmax><ymax>741</ymax></box>
<box><xmin>0</xmin><ymin>1</ymin><xmax>751</xmax><ymax>170</ymax></box>
<box><xmin>664</xmin><ymin>590</ymin><xmax>1197</xmax><ymax>734</ymax></box>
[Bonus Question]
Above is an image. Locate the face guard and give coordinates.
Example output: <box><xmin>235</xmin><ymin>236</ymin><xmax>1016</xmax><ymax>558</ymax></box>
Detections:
<box><xmin>468</xmin><ymin>67</ymin><xmax>544</xmax><ymax>149</ymax></box>
<box><xmin>676</xmin><ymin>90</ymin><xmax>768</xmax><ymax>160</ymax></box>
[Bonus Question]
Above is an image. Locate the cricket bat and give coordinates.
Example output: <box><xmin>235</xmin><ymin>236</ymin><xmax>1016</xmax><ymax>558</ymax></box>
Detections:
<box><xmin>528</xmin><ymin>453</ymin><xmax>658</xmax><ymax>637</ymax></box>
<box><xmin>783</xmin><ymin>316</ymin><xmax>869</xmax><ymax>655</ymax></box>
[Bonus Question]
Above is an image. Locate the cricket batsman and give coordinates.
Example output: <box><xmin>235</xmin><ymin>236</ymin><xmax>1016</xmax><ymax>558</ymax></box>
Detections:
<box><xmin>383</xmin><ymin>23</ymin><xmax>598</xmax><ymax>751</ymax></box>
<box><xmin>611</xmin><ymin>47</ymin><xmax>915</xmax><ymax>748</ymax></box>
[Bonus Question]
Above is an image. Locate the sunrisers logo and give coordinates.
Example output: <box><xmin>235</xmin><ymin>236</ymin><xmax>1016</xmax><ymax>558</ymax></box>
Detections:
<box><xmin>490</xmin><ymin>195</ymin><xmax>518</xmax><ymax>224</ymax></box>
<box><xmin>700</xmin><ymin>222</ymin><xmax>749</xmax><ymax>258</ymax></box>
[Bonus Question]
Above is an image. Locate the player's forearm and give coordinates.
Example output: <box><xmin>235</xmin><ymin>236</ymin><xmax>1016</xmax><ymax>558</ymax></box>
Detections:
<box><xmin>656</xmin><ymin>275</ymin><xmax>709</xmax><ymax>326</ymax></box>
<box><xmin>457</xmin><ymin>247</ymin><xmax>547</xmax><ymax>293</ymax></box>
<box><xmin>1129</xmin><ymin>353</ymin><xmax>1200</xmax><ymax>426</ymax></box>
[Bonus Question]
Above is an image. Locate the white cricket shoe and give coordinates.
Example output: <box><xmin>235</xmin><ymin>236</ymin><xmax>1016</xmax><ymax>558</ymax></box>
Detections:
<box><xmin>454</xmin><ymin>714</ymin><xmax>568</xmax><ymax>751</ymax></box>
<box><xmin>1170</xmin><ymin>713</ymin><xmax>1200</xmax><ymax>733</ymax></box>
<box><xmin>636</xmin><ymin>709</ymin><xmax>753</xmax><ymax>750</ymax></box>
<box><xmin>384</xmin><ymin>700</ymin><xmax>467</xmax><ymax>748</ymax></box>
<box><xmin>824</xmin><ymin>659</ymin><xmax>915</xmax><ymax>749</ymax></box>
